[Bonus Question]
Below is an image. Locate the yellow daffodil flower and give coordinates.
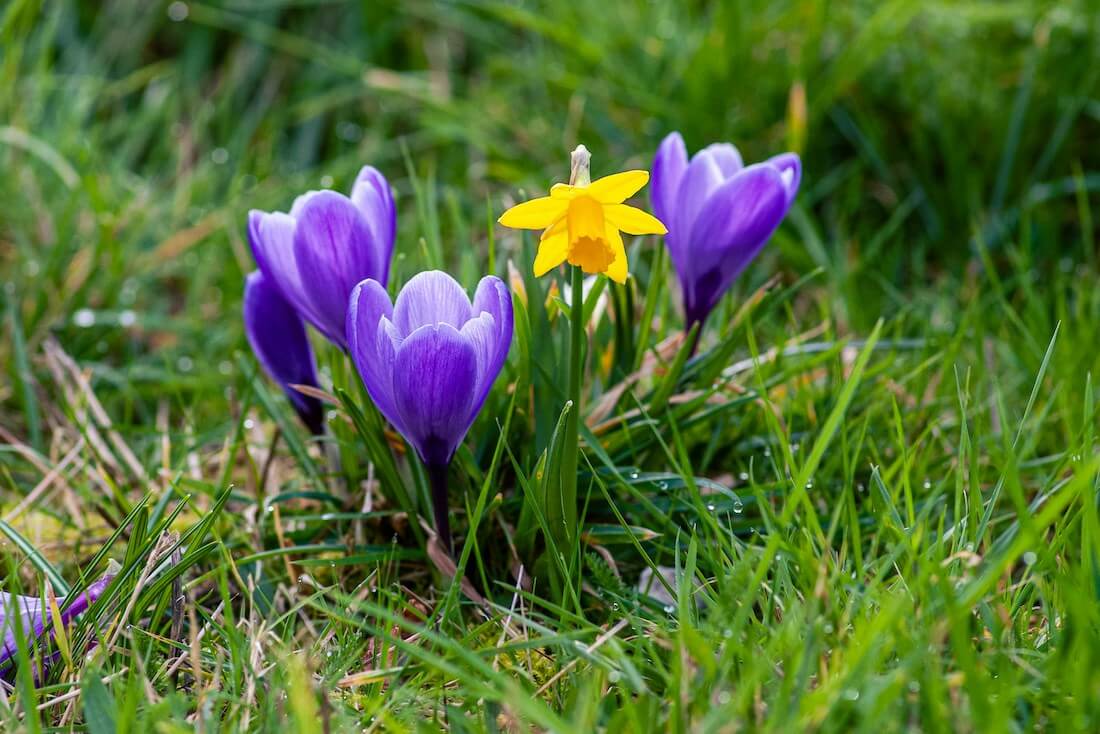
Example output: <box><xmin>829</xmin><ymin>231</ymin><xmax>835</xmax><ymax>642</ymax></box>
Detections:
<box><xmin>497</xmin><ymin>145</ymin><xmax>667</xmax><ymax>284</ymax></box>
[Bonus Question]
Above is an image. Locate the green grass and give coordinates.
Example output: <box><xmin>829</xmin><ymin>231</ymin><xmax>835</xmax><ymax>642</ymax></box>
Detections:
<box><xmin>2</xmin><ymin>0</ymin><xmax>1100</xmax><ymax>730</ymax></box>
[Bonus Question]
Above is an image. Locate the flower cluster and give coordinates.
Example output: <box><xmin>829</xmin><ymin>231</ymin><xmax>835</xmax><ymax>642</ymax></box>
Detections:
<box><xmin>243</xmin><ymin>167</ymin><xmax>513</xmax><ymax>548</ymax></box>
<box><xmin>243</xmin><ymin>133</ymin><xmax>798</xmax><ymax>551</ymax></box>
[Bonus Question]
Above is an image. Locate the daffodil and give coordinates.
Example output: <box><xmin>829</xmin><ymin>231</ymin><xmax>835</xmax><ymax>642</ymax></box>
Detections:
<box><xmin>497</xmin><ymin>145</ymin><xmax>667</xmax><ymax>283</ymax></box>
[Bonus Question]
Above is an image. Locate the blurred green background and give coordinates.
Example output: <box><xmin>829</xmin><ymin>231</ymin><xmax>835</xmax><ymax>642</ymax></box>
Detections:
<box><xmin>2</xmin><ymin>0</ymin><xmax>1098</xmax><ymax>434</ymax></box>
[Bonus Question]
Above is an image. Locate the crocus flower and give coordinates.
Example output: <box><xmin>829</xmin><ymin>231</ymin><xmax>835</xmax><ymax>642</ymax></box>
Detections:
<box><xmin>498</xmin><ymin>145</ymin><xmax>666</xmax><ymax>284</ymax></box>
<box><xmin>243</xmin><ymin>271</ymin><xmax>324</xmax><ymax>434</ymax></box>
<box><xmin>651</xmin><ymin>132</ymin><xmax>801</xmax><ymax>332</ymax></box>
<box><xmin>1</xmin><ymin>573</ymin><xmax>114</xmax><ymax>672</ymax></box>
<box><xmin>248</xmin><ymin>166</ymin><xmax>395</xmax><ymax>348</ymax></box>
<box><xmin>346</xmin><ymin>270</ymin><xmax>513</xmax><ymax>548</ymax></box>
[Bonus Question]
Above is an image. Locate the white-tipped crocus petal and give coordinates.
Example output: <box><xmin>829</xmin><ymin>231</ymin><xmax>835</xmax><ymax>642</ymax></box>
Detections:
<box><xmin>392</xmin><ymin>270</ymin><xmax>474</xmax><ymax>334</ymax></box>
<box><xmin>766</xmin><ymin>152</ymin><xmax>802</xmax><ymax>208</ymax></box>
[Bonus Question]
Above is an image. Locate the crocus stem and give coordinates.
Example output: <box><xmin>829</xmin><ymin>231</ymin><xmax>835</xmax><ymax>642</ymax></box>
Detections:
<box><xmin>426</xmin><ymin>462</ymin><xmax>453</xmax><ymax>554</ymax></box>
<box><xmin>686</xmin><ymin>317</ymin><xmax>705</xmax><ymax>357</ymax></box>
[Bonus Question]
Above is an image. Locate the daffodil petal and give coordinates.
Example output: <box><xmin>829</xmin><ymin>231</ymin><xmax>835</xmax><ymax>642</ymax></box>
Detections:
<box><xmin>534</xmin><ymin>231</ymin><xmax>569</xmax><ymax>277</ymax></box>
<box><xmin>604</xmin><ymin>226</ymin><xmax>628</xmax><ymax>283</ymax></box>
<box><xmin>550</xmin><ymin>183</ymin><xmax>581</xmax><ymax>200</ymax></box>
<box><xmin>604</xmin><ymin>204</ymin><xmax>667</xmax><ymax>235</ymax></box>
<box><xmin>587</xmin><ymin>170</ymin><xmax>650</xmax><ymax>204</ymax></box>
<box><xmin>498</xmin><ymin>197</ymin><xmax>568</xmax><ymax>229</ymax></box>
<box><xmin>541</xmin><ymin>216</ymin><xmax>567</xmax><ymax>240</ymax></box>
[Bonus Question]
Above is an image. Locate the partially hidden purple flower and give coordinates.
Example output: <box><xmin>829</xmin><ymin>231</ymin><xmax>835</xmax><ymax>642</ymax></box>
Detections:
<box><xmin>1</xmin><ymin>573</ymin><xmax>114</xmax><ymax>672</ymax></box>
<box><xmin>346</xmin><ymin>270</ymin><xmax>513</xmax><ymax>547</ymax></box>
<box><xmin>248</xmin><ymin>166</ymin><xmax>396</xmax><ymax>349</ymax></box>
<box><xmin>244</xmin><ymin>271</ymin><xmax>325</xmax><ymax>435</ymax></box>
<box><xmin>651</xmin><ymin>132</ymin><xmax>801</xmax><ymax>333</ymax></box>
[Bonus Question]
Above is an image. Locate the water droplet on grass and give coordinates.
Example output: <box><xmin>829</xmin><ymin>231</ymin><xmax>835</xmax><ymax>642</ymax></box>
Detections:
<box><xmin>1023</xmin><ymin>551</ymin><xmax>1037</xmax><ymax>566</ymax></box>
<box><xmin>118</xmin><ymin>309</ymin><xmax>136</xmax><ymax>327</ymax></box>
<box><xmin>211</xmin><ymin>147</ymin><xmax>229</xmax><ymax>165</ymax></box>
<box><xmin>167</xmin><ymin>1</ymin><xmax>188</xmax><ymax>21</ymax></box>
<box><xmin>73</xmin><ymin>308</ymin><xmax>95</xmax><ymax>327</ymax></box>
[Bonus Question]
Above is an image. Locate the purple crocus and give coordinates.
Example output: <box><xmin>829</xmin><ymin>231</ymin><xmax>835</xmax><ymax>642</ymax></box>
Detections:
<box><xmin>1</xmin><ymin>573</ymin><xmax>114</xmax><ymax>672</ymax></box>
<box><xmin>247</xmin><ymin>165</ymin><xmax>396</xmax><ymax>349</ymax></box>
<box><xmin>346</xmin><ymin>270</ymin><xmax>513</xmax><ymax>549</ymax></box>
<box><xmin>243</xmin><ymin>271</ymin><xmax>325</xmax><ymax>434</ymax></box>
<box><xmin>651</xmin><ymin>132</ymin><xmax>801</xmax><ymax>337</ymax></box>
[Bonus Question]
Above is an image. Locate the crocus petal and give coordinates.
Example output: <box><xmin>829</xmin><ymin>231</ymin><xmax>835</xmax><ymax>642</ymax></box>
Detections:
<box><xmin>674</xmin><ymin>151</ymin><xmax>724</xmax><ymax>254</ymax></box>
<box><xmin>651</xmin><ymin>132</ymin><xmax>688</xmax><ymax>227</ymax></box>
<box><xmin>470</xmin><ymin>275</ymin><xmax>513</xmax><ymax>399</ymax></box>
<box><xmin>533</xmin><ymin>231</ymin><xmax>569</xmax><ymax>276</ymax></box>
<box><xmin>349</xmin><ymin>166</ymin><xmax>396</xmax><ymax>285</ymax></box>
<box><xmin>604</xmin><ymin>226</ymin><xmax>628</xmax><ymax>284</ymax></box>
<box><xmin>392</xmin><ymin>270</ymin><xmax>473</xmax><ymax>334</ymax></box>
<box><xmin>292</xmin><ymin>191</ymin><xmax>383</xmax><ymax>346</ymax></box>
<box><xmin>701</xmin><ymin>143</ymin><xmax>744</xmax><ymax>178</ymax></box>
<box><xmin>586</xmin><ymin>170</ymin><xmax>649</xmax><ymax>204</ymax></box>
<box><xmin>244</xmin><ymin>271</ymin><xmax>324</xmax><ymax>434</ymax></box>
<box><xmin>460</xmin><ymin>313</ymin><xmax>498</xmax><ymax>394</ymax></box>
<box><xmin>766</xmin><ymin>152</ymin><xmax>802</xmax><ymax>207</ymax></box>
<box><xmin>684</xmin><ymin>164</ymin><xmax>789</xmax><ymax>318</ymax></box>
<box><xmin>249</xmin><ymin>210</ymin><xmax>316</xmax><ymax>323</ymax></box>
<box><xmin>1</xmin><ymin>573</ymin><xmax>114</xmax><ymax>667</ymax></box>
<box><xmin>392</xmin><ymin>324</ymin><xmax>478</xmax><ymax>466</ymax></box>
<box><xmin>347</xmin><ymin>278</ymin><xmax>402</xmax><ymax>430</ymax></box>
<box><xmin>604</xmin><ymin>204</ymin><xmax>668</xmax><ymax>235</ymax></box>
<box><xmin>498</xmin><ymin>197</ymin><xmax>568</xmax><ymax>229</ymax></box>
<box><xmin>289</xmin><ymin>190</ymin><xmax>322</xmax><ymax>218</ymax></box>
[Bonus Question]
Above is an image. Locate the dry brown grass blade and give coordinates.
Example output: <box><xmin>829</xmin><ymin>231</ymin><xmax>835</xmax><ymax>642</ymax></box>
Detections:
<box><xmin>424</xmin><ymin>534</ymin><xmax>489</xmax><ymax>611</ymax></box>
<box><xmin>42</xmin><ymin>338</ymin><xmax>146</xmax><ymax>482</ymax></box>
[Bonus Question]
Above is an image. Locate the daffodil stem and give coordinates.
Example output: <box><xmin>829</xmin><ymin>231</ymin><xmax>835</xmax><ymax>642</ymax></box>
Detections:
<box><xmin>562</xmin><ymin>265</ymin><xmax>584</xmax><ymax>545</ymax></box>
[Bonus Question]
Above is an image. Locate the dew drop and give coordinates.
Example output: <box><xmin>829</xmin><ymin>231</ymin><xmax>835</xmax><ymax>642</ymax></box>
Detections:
<box><xmin>738</xmin><ymin>472</ymin><xmax>749</xmax><ymax>481</ymax></box>
<box><xmin>843</xmin><ymin>688</ymin><xmax>860</xmax><ymax>701</ymax></box>
<box><xmin>211</xmin><ymin>147</ymin><xmax>229</xmax><ymax>165</ymax></box>
<box><xmin>1022</xmin><ymin>551</ymin><xmax>1037</xmax><ymax>566</ymax></box>
<box><xmin>167</xmin><ymin>1</ymin><xmax>188</xmax><ymax>21</ymax></box>
<box><xmin>118</xmin><ymin>309</ymin><xmax>136</xmax><ymax>327</ymax></box>
<box><xmin>73</xmin><ymin>308</ymin><xmax>95</xmax><ymax>328</ymax></box>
